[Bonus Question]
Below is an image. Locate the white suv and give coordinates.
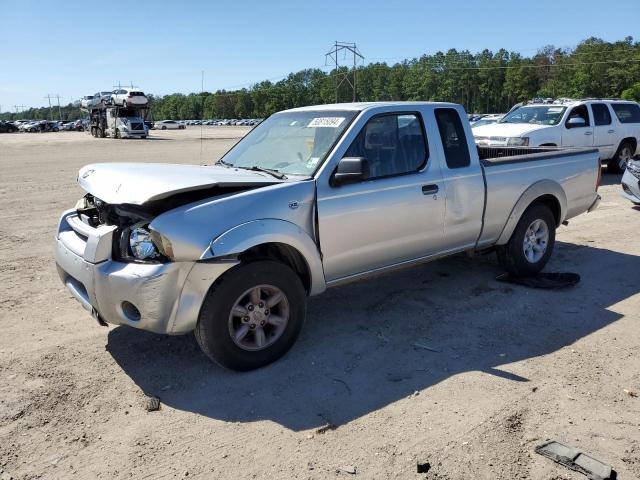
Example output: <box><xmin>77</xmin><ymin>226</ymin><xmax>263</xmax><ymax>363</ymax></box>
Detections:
<box><xmin>473</xmin><ymin>99</ymin><xmax>640</xmax><ymax>173</ymax></box>
<box><xmin>111</xmin><ymin>88</ymin><xmax>149</xmax><ymax>108</ymax></box>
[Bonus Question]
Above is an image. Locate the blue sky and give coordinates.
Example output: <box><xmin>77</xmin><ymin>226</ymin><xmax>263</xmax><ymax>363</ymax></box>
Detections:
<box><xmin>2</xmin><ymin>0</ymin><xmax>639</xmax><ymax>110</ymax></box>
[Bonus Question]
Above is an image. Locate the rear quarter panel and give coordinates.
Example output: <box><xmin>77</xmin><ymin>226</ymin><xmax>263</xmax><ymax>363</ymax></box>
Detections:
<box><xmin>480</xmin><ymin>150</ymin><xmax>599</xmax><ymax>246</ymax></box>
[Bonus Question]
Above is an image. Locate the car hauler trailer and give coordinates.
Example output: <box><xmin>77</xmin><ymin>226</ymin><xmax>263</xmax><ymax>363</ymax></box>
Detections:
<box><xmin>83</xmin><ymin>103</ymin><xmax>149</xmax><ymax>139</ymax></box>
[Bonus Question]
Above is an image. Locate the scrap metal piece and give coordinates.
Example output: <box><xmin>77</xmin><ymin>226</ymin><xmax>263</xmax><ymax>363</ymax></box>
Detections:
<box><xmin>535</xmin><ymin>440</ymin><xmax>615</xmax><ymax>480</ymax></box>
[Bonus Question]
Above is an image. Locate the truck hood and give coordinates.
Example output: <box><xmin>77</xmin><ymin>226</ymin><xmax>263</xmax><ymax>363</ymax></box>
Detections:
<box><xmin>77</xmin><ymin>163</ymin><xmax>281</xmax><ymax>205</ymax></box>
<box><xmin>472</xmin><ymin>122</ymin><xmax>552</xmax><ymax>138</ymax></box>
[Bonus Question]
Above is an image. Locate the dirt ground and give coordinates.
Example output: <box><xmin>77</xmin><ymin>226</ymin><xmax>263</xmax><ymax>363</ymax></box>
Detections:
<box><xmin>1</xmin><ymin>128</ymin><xmax>639</xmax><ymax>480</ymax></box>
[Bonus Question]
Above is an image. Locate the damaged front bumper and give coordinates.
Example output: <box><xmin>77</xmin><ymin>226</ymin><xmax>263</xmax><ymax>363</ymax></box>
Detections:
<box><xmin>55</xmin><ymin>209</ymin><xmax>237</xmax><ymax>334</ymax></box>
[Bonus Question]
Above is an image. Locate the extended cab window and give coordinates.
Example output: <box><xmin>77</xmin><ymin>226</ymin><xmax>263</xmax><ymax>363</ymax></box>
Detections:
<box><xmin>591</xmin><ymin>104</ymin><xmax>612</xmax><ymax>126</ymax></box>
<box><xmin>434</xmin><ymin>108</ymin><xmax>470</xmax><ymax>168</ymax></box>
<box><xmin>344</xmin><ymin>113</ymin><xmax>427</xmax><ymax>179</ymax></box>
<box><xmin>611</xmin><ymin>103</ymin><xmax>640</xmax><ymax>124</ymax></box>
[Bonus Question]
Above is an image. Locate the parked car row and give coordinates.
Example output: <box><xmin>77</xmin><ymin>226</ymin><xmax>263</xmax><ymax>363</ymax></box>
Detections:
<box><xmin>182</xmin><ymin>118</ymin><xmax>263</xmax><ymax>126</ymax></box>
<box><xmin>0</xmin><ymin>119</ymin><xmax>86</xmax><ymax>133</ymax></box>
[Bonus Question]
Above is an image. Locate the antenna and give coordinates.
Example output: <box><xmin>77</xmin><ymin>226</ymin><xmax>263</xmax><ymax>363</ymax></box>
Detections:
<box><xmin>325</xmin><ymin>41</ymin><xmax>364</xmax><ymax>103</ymax></box>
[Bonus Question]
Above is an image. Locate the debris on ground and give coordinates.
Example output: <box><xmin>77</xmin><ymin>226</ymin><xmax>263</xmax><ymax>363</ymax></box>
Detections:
<box><xmin>412</xmin><ymin>341</ymin><xmax>441</xmax><ymax>353</ymax></box>
<box><xmin>143</xmin><ymin>395</ymin><xmax>161</xmax><ymax>412</ymax></box>
<box><xmin>316</xmin><ymin>422</ymin><xmax>337</xmax><ymax>434</ymax></box>
<box><xmin>623</xmin><ymin>389</ymin><xmax>637</xmax><ymax>398</ymax></box>
<box><xmin>535</xmin><ymin>440</ymin><xmax>615</xmax><ymax>480</ymax></box>
<box><xmin>416</xmin><ymin>461</ymin><xmax>431</xmax><ymax>474</ymax></box>
<box><xmin>496</xmin><ymin>272</ymin><xmax>580</xmax><ymax>289</ymax></box>
<box><xmin>336</xmin><ymin>465</ymin><xmax>356</xmax><ymax>475</ymax></box>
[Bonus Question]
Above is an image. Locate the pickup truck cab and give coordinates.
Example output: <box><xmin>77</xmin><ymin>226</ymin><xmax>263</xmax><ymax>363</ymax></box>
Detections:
<box><xmin>55</xmin><ymin>102</ymin><xmax>601</xmax><ymax>370</ymax></box>
<box><xmin>473</xmin><ymin>99</ymin><xmax>640</xmax><ymax>173</ymax></box>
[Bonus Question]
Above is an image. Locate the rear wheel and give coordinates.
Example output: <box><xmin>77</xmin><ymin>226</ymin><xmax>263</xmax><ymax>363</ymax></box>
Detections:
<box><xmin>496</xmin><ymin>204</ymin><xmax>556</xmax><ymax>277</ymax></box>
<box><xmin>195</xmin><ymin>261</ymin><xmax>306</xmax><ymax>371</ymax></box>
<box><xmin>114</xmin><ymin>129</ymin><xmax>120</xmax><ymax>139</ymax></box>
<box><xmin>610</xmin><ymin>141</ymin><xmax>633</xmax><ymax>174</ymax></box>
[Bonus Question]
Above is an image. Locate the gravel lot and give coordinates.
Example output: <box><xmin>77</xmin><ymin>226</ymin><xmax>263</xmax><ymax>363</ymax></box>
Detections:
<box><xmin>1</xmin><ymin>128</ymin><xmax>639</xmax><ymax>479</ymax></box>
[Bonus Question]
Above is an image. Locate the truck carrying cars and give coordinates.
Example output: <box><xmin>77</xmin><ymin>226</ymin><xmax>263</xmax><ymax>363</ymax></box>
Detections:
<box><xmin>55</xmin><ymin>101</ymin><xmax>601</xmax><ymax>370</ymax></box>
<box><xmin>85</xmin><ymin>103</ymin><xmax>149</xmax><ymax>139</ymax></box>
<box><xmin>472</xmin><ymin>98</ymin><xmax>640</xmax><ymax>173</ymax></box>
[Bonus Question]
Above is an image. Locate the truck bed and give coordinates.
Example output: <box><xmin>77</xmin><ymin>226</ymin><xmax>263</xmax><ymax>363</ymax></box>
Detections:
<box><xmin>476</xmin><ymin>146</ymin><xmax>600</xmax><ymax>247</ymax></box>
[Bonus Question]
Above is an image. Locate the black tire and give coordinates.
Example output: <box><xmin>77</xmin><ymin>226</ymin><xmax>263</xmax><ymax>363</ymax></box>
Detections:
<box><xmin>161</xmin><ymin>126</ymin><xmax>166</xmax><ymax>130</ymax></box>
<box><xmin>496</xmin><ymin>203</ymin><xmax>556</xmax><ymax>277</ymax></box>
<box><xmin>609</xmin><ymin>141</ymin><xmax>634</xmax><ymax>174</ymax></box>
<box><xmin>195</xmin><ymin>261</ymin><xmax>306</xmax><ymax>371</ymax></box>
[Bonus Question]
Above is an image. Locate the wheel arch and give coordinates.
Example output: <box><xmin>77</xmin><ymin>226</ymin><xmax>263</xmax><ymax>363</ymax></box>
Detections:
<box><xmin>206</xmin><ymin>219</ymin><xmax>326</xmax><ymax>295</ymax></box>
<box><xmin>495</xmin><ymin>180</ymin><xmax>566</xmax><ymax>245</ymax></box>
<box><xmin>617</xmin><ymin>137</ymin><xmax>637</xmax><ymax>155</ymax></box>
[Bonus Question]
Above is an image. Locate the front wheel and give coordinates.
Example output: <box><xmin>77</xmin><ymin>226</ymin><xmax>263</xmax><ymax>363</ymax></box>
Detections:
<box><xmin>496</xmin><ymin>204</ymin><xmax>556</xmax><ymax>277</ymax></box>
<box><xmin>195</xmin><ymin>261</ymin><xmax>306</xmax><ymax>371</ymax></box>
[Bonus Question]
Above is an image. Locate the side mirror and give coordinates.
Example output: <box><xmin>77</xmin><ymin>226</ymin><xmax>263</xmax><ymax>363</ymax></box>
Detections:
<box><xmin>331</xmin><ymin>157</ymin><xmax>370</xmax><ymax>186</ymax></box>
<box><xmin>567</xmin><ymin>117</ymin><xmax>586</xmax><ymax>128</ymax></box>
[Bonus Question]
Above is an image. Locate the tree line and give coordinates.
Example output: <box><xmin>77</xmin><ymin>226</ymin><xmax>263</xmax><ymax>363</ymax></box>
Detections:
<box><xmin>2</xmin><ymin>36</ymin><xmax>640</xmax><ymax>122</ymax></box>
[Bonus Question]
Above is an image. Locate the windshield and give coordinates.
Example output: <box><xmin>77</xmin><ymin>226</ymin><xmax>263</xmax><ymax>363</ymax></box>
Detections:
<box><xmin>219</xmin><ymin>110</ymin><xmax>358</xmax><ymax>176</ymax></box>
<box><xmin>501</xmin><ymin>105</ymin><xmax>567</xmax><ymax>125</ymax></box>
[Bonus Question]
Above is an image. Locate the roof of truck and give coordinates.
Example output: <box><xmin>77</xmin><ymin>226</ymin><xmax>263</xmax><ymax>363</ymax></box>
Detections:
<box><xmin>284</xmin><ymin>101</ymin><xmax>460</xmax><ymax>113</ymax></box>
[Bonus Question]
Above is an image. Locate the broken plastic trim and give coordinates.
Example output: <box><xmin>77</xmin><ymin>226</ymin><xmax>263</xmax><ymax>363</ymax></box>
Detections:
<box><xmin>535</xmin><ymin>440</ymin><xmax>616</xmax><ymax>480</ymax></box>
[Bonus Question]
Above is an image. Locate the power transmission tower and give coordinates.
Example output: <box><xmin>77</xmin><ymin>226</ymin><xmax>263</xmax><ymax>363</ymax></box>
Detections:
<box><xmin>45</xmin><ymin>94</ymin><xmax>60</xmax><ymax>121</ymax></box>
<box><xmin>325</xmin><ymin>41</ymin><xmax>364</xmax><ymax>103</ymax></box>
<box><xmin>45</xmin><ymin>94</ymin><xmax>62</xmax><ymax>121</ymax></box>
<box><xmin>14</xmin><ymin>105</ymin><xmax>26</xmax><ymax>116</ymax></box>
<box><xmin>55</xmin><ymin>94</ymin><xmax>62</xmax><ymax>121</ymax></box>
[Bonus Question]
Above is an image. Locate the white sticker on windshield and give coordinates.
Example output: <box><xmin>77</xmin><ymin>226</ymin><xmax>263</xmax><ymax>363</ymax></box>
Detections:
<box><xmin>306</xmin><ymin>157</ymin><xmax>320</xmax><ymax>168</ymax></box>
<box><xmin>308</xmin><ymin>117</ymin><xmax>345</xmax><ymax>128</ymax></box>
<box><xmin>548</xmin><ymin>107</ymin><xmax>564</xmax><ymax>112</ymax></box>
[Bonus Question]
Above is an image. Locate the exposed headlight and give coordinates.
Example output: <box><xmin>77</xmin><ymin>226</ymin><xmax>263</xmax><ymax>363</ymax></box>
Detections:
<box><xmin>628</xmin><ymin>161</ymin><xmax>640</xmax><ymax>178</ymax></box>
<box><xmin>129</xmin><ymin>226</ymin><xmax>158</xmax><ymax>260</ymax></box>
<box><xmin>507</xmin><ymin>137</ymin><xmax>529</xmax><ymax>146</ymax></box>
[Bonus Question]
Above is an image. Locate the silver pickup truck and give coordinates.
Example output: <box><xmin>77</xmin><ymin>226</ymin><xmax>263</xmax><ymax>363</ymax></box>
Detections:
<box><xmin>55</xmin><ymin>102</ymin><xmax>601</xmax><ymax>370</ymax></box>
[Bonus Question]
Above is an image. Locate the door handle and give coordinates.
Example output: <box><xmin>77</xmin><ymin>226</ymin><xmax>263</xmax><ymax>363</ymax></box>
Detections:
<box><xmin>422</xmin><ymin>184</ymin><xmax>439</xmax><ymax>195</ymax></box>
<box><xmin>584</xmin><ymin>131</ymin><xmax>593</xmax><ymax>136</ymax></box>
<box><xmin>608</xmin><ymin>129</ymin><xmax>615</xmax><ymax>134</ymax></box>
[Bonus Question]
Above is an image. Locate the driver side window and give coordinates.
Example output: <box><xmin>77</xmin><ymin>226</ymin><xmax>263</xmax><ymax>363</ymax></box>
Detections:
<box><xmin>566</xmin><ymin>105</ymin><xmax>590</xmax><ymax>127</ymax></box>
<box><xmin>344</xmin><ymin>113</ymin><xmax>428</xmax><ymax>179</ymax></box>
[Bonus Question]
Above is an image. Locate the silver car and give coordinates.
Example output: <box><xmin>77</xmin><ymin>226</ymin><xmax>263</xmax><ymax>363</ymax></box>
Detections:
<box><xmin>55</xmin><ymin>102</ymin><xmax>601</xmax><ymax>370</ymax></box>
<box><xmin>621</xmin><ymin>159</ymin><xmax>640</xmax><ymax>204</ymax></box>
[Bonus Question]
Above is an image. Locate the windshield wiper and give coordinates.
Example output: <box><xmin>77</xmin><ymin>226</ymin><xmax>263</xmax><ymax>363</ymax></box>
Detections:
<box><xmin>217</xmin><ymin>159</ymin><xmax>233</xmax><ymax>167</ymax></box>
<box><xmin>238</xmin><ymin>165</ymin><xmax>287</xmax><ymax>180</ymax></box>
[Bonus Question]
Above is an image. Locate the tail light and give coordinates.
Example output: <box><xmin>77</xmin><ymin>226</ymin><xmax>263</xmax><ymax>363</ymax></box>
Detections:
<box><xmin>127</xmin><ymin>94</ymin><xmax>132</xmax><ymax>98</ymax></box>
<box><xmin>596</xmin><ymin>158</ymin><xmax>602</xmax><ymax>191</ymax></box>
